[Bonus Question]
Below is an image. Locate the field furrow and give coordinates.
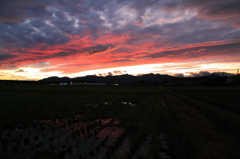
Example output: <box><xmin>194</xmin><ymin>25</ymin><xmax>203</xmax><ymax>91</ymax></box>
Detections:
<box><xmin>1</xmin><ymin>85</ymin><xmax>239</xmax><ymax>159</ymax></box>
<box><xmin>162</xmin><ymin>91</ymin><xmax>240</xmax><ymax>159</ymax></box>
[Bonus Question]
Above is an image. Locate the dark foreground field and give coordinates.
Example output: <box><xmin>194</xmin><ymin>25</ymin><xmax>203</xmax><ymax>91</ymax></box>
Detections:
<box><xmin>0</xmin><ymin>85</ymin><xmax>240</xmax><ymax>159</ymax></box>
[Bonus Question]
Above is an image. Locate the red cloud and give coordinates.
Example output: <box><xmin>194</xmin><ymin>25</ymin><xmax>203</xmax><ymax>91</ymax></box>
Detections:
<box><xmin>1</xmin><ymin>28</ymin><xmax>239</xmax><ymax>77</ymax></box>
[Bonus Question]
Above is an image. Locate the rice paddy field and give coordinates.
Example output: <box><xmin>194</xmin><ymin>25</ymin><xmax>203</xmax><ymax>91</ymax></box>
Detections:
<box><xmin>0</xmin><ymin>85</ymin><xmax>240</xmax><ymax>159</ymax></box>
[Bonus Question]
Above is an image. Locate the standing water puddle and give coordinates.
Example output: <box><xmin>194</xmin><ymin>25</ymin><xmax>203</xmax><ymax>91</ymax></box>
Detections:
<box><xmin>0</xmin><ymin>115</ymin><xmax>124</xmax><ymax>159</ymax></box>
<box><xmin>0</xmin><ymin>114</ymin><xmax>172</xmax><ymax>159</ymax></box>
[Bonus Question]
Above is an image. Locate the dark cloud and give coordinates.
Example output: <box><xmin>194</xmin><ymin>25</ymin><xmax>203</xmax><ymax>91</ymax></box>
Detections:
<box><xmin>1</xmin><ymin>0</ymin><xmax>239</xmax><ymax>49</ymax></box>
<box><xmin>173</xmin><ymin>71</ymin><xmax>235</xmax><ymax>77</ymax></box>
<box><xmin>16</xmin><ymin>69</ymin><xmax>26</xmax><ymax>72</ymax></box>
<box><xmin>109</xmin><ymin>59</ymin><xmax>134</xmax><ymax>63</ymax></box>
<box><xmin>0</xmin><ymin>0</ymin><xmax>50</xmax><ymax>23</ymax></box>
<box><xmin>0</xmin><ymin>19</ymin><xmax>70</xmax><ymax>48</ymax></box>
<box><xmin>84</xmin><ymin>44</ymin><xmax>115</xmax><ymax>55</ymax></box>
<box><xmin>0</xmin><ymin>54</ymin><xmax>17</xmax><ymax>60</ymax></box>
<box><xmin>58</xmin><ymin>63</ymin><xmax>90</xmax><ymax>68</ymax></box>
<box><xmin>113</xmin><ymin>70</ymin><xmax>124</xmax><ymax>74</ymax></box>
<box><xmin>27</xmin><ymin>61</ymin><xmax>50</xmax><ymax>67</ymax></box>
<box><xmin>96</xmin><ymin>70</ymin><xmax>125</xmax><ymax>77</ymax></box>
<box><xmin>48</xmin><ymin>51</ymin><xmax>70</xmax><ymax>58</ymax></box>
<box><xmin>180</xmin><ymin>0</ymin><xmax>240</xmax><ymax>27</ymax></box>
<box><xmin>189</xmin><ymin>71</ymin><xmax>211</xmax><ymax>77</ymax></box>
<box><xmin>1</xmin><ymin>64</ymin><xmax>18</xmax><ymax>70</ymax></box>
<box><xmin>189</xmin><ymin>71</ymin><xmax>235</xmax><ymax>77</ymax></box>
<box><xmin>173</xmin><ymin>73</ymin><xmax>184</xmax><ymax>77</ymax></box>
<box><xmin>24</xmin><ymin>44</ymin><xmax>115</xmax><ymax>61</ymax></box>
<box><xmin>134</xmin><ymin>18</ymin><xmax>240</xmax><ymax>45</ymax></box>
<box><xmin>147</xmin><ymin>41</ymin><xmax>240</xmax><ymax>59</ymax></box>
<box><xmin>171</xmin><ymin>20</ymin><xmax>240</xmax><ymax>43</ymax></box>
<box><xmin>0</xmin><ymin>0</ymin><xmax>101</xmax><ymax>48</ymax></box>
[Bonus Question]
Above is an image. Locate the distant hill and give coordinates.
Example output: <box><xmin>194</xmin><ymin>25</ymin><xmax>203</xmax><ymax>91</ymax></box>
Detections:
<box><xmin>1</xmin><ymin>73</ymin><xmax>239</xmax><ymax>86</ymax></box>
<box><xmin>39</xmin><ymin>74</ymin><xmax>173</xmax><ymax>85</ymax></box>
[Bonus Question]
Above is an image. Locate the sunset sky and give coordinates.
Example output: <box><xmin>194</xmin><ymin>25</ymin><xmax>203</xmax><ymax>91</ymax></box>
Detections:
<box><xmin>0</xmin><ymin>0</ymin><xmax>240</xmax><ymax>80</ymax></box>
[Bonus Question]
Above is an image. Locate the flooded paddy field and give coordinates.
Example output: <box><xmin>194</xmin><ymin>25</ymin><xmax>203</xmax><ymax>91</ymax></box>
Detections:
<box><xmin>0</xmin><ymin>85</ymin><xmax>171</xmax><ymax>159</ymax></box>
<box><xmin>1</xmin><ymin>85</ymin><xmax>240</xmax><ymax>159</ymax></box>
<box><xmin>163</xmin><ymin>86</ymin><xmax>240</xmax><ymax>159</ymax></box>
<box><xmin>1</xmin><ymin>116</ymin><xmax>127</xmax><ymax>159</ymax></box>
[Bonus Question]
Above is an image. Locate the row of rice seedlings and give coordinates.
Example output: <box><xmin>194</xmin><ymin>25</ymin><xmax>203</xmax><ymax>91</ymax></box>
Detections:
<box><xmin>0</xmin><ymin>114</ymin><xmax>127</xmax><ymax>159</ymax></box>
<box><xmin>2</xmin><ymin>112</ymin><xmax>163</xmax><ymax>159</ymax></box>
<box><xmin>1</xmin><ymin>114</ymin><xmax>171</xmax><ymax>159</ymax></box>
<box><xmin>162</xmin><ymin>92</ymin><xmax>239</xmax><ymax>159</ymax></box>
<box><xmin>175</xmin><ymin>92</ymin><xmax>240</xmax><ymax>135</ymax></box>
<box><xmin>180</xmin><ymin>91</ymin><xmax>240</xmax><ymax>115</ymax></box>
<box><xmin>156</xmin><ymin>133</ymin><xmax>172</xmax><ymax>159</ymax></box>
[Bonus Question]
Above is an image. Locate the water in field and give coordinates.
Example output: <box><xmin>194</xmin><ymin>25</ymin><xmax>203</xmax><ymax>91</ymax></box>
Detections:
<box><xmin>0</xmin><ymin>101</ymin><xmax>171</xmax><ymax>159</ymax></box>
<box><xmin>0</xmin><ymin>115</ymin><xmax>126</xmax><ymax>159</ymax></box>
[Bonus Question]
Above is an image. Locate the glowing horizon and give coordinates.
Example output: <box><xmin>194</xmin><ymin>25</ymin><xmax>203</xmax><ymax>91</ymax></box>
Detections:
<box><xmin>0</xmin><ymin>0</ymin><xmax>240</xmax><ymax>80</ymax></box>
